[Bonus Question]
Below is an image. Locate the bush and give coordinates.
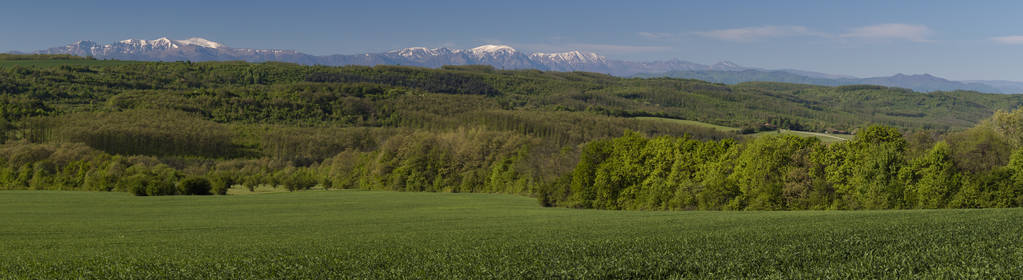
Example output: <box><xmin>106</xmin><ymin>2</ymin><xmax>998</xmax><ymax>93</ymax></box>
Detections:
<box><xmin>147</xmin><ymin>179</ymin><xmax>178</xmax><ymax>196</ymax></box>
<box><xmin>122</xmin><ymin>174</ymin><xmax>150</xmax><ymax>196</ymax></box>
<box><xmin>178</xmin><ymin>177</ymin><xmax>213</xmax><ymax>195</ymax></box>
<box><xmin>209</xmin><ymin>172</ymin><xmax>236</xmax><ymax>195</ymax></box>
<box><xmin>277</xmin><ymin>167</ymin><xmax>318</xmax><ymax>192</ymax></box>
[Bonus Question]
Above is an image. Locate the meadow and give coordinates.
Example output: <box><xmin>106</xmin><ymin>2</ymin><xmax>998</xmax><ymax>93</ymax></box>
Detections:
<box><xmin>634</xmin><ymin>117</ymin><xmax>742</xmax><ymax>132</ymax></box>
<box><xmin>751</xmin><ymin>129</ymin><xmax>855</xmax><ymax>143</ymax></box>
<box><xmin>635</xmin><ymin>116</ymin><xmax>854</xmax><ymax>143</ymax></box>
<box><xmin>1</xmin><ymin>190</ymin><xmax>1021</xmax><ymax>279</ymax></box>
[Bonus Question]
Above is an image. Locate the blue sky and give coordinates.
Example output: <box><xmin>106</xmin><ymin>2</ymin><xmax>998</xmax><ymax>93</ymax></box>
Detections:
<box><xmin>3</xmin><ymin>0</ymin><xmax>1023</xmax><ymax>80</ymax></box>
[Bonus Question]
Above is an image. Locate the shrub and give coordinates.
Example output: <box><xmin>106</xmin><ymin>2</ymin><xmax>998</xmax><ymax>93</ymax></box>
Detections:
<box><xmin>122</xmin><ymin>174</ymin><xmax>150</xmax><ymax>196</ymax></box>
<box><xmin>209</xmin><ymin>172</ymin><xmax>236</xmax><ymax>195</ymax></box>
<box><xmin>147</xmin><ymin>179</ymin><xmax>178</xmax><ymax>196</ymax></box>
<box><xmin>178</xmin><ymin>177</ymin><xmax>213</xmax><ymax>195</ymax></box>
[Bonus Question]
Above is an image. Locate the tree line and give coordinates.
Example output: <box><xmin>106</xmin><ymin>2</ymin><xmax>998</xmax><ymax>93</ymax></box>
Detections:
<box><xmin>0</xmin><ymin>55</ymin><xmax>1022</xmax><ymax>210</ymax></box>
<box><xmin>539</xmin><ymin>108</ymin><xmax>1023</xmax><ymax>209</ymax></box>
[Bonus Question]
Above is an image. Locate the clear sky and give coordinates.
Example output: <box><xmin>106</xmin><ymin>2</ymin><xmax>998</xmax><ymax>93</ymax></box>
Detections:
<box><xmin>3</xmin><ymin>0</ymin><xmax>1023</xmax><ymax>80</ymax></box>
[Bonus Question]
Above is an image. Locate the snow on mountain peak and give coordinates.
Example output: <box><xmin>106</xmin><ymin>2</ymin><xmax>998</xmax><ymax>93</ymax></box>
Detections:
<box><xmin>115</xmin><ymin>37</ymin><xmax>224</xmax><ymax>49</ymax></box>
<box><xmin>151</xmin><ymin>37</ymin><xmax>179</xmax><ymax>48</ymax></box>
<box><xmin>530</xmin><ymin>50</ymin><xmax>606</xmax><ymax>64</ymax></box>
<box><xmin>392</xmin><ymin>47</ymin><xmax>441</xmax><ymax>57</ymax></box>
<box><xmin>177</xmin><ymin>37</ymin><xmax>224</xmax><ymax>49</ymax></box>
<box><xmin>119</xmin><ymin>39</ymin><xmax>147</xmax><ymax>45</ymax></box>
<box><xmin>470</xmin><ymin>45</ymin><xmax>517</xmax><ymax>55</ymax></box>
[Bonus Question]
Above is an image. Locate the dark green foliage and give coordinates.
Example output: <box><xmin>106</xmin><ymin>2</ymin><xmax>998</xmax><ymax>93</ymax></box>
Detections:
<box><xmin>45</xmin><ymin>110</ymin><xmax>241</xmax><ymax>158</ymax></box>
<box><xmin>306</xmin><ymin>65</ymin><xmax>501</xmax><ymax>96</ymax></box>
<box><xmin>143</xmin><ymin>175</ymin><xmax>178</xmax><ymax>196</ymax></box>
<box><xmin>177</xmin><ymin>177</ymin><xmax>212</xmax><ymax>195</ymax></box>
<box><xmin>2</xmin><ymin>60</ymin><xmax>1018</xmax><ymax>131</ymax></box>
<box><xmin>208</xmin><ymin>171</ymin><xmax>236</xmax><ymax>195</ymax></box>
<box><xmin>121</xmin><ymin>172</ymin><xmax>178</xmax><ymax>197</ymax></box>
<box><xmin>277</xmin><ymin>167</ymin><xmax>317</xmax><ymax>192</ymax></box>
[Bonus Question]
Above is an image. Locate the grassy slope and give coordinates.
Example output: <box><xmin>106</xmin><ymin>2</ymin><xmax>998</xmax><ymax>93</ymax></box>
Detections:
<box><xmin>1</xmin><ymin>191</ymin><xmax>1020</xmax><ymax>279</ymax></box>
<box><xmin>634</xmin><ymin>116</ymin><xmax>741</xmax><ymax>132</ymax></box>
<box><xmin>637</xmin><ymin>117</ymin><xmax>854</xmax><ymax>143</ymax></box>
<box><xmin>752</xmin><ymin>129</ymin><xmax>856</xmax><ymax>143</ymax></box>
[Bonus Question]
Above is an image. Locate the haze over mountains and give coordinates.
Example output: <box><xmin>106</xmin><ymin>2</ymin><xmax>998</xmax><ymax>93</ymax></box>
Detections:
<box><xmin>641</xmin><ymin>71</ymin><xmax>1015</xmax><ymax>94</ymax></box>
<box><xmin>25</xmin><ymin>37</ymin><xmax>1023</xmax><ymax>94</ymax></box>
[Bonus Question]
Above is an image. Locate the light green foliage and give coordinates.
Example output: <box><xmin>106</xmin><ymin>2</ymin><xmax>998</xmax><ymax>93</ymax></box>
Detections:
<box><xmin>591</xmin><ymin>131</ymin><xmax>648</xmax><ymax>210</ymax></box>
<box><xmin>568</xmin><ymin>139</ymin><xmax>611</xmax><ymax>208</ymax></box>
<box><xmin>987</xmin><ymin>108</ymin><xmax>1023</xmax><ymax>145</ymax></box>
<box><xmin>843</xmin><ymin>126</ymin><xmax>908</xmax><ymax>209</ymax></box>
<box><xmin>731</xmin><ymin>135</ymin><xmax>821</xmax><ymax>210</ymax></box>
<box><xmin>617</xmin><ymin>136</ymin><xmax>682</xmax><ymax>210</ymax></box>
<box><xmin>568</xmin><ymin>133</ymin><xmax>748</xmax><ymax>210</ymax></box>
<box><xmin>901</xmin><ymin>141</ymin><xmax>960</xmax><ymax>208</ymax></box>
<box><xmin>560</xmin><ymin>121</ymin><xmax>1023</xmax><ymax>210</ymax></box>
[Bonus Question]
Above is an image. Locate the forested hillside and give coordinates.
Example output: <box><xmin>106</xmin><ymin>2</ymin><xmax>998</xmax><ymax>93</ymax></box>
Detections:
<box><xmin>1</xmin><ymin>55</ymin><xmax>1022</xmax><ymax>209</ymax></box>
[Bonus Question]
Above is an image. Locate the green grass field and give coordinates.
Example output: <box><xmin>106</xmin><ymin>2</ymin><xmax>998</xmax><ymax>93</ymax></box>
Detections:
<box><xmin>635</xmin><ymin>116</ymin><xmax>741</xmax><ymax>132</ymax></box>
<box><xmin>753</xmin><ymin>129</ymin><xmax>855</xmax><ymax>143</ymax></box>
<box><xmin>636</xmin><ymin>117</ymin><xmax>853</xmax><ymax>143</ymax></box>
<box><xmin>1</xmin><ymin>190</ymin><xmax>1021</xmax><ymax>279</ymax></box>
<box><xmin>0</xmin><ymin>59</ymin><xmax>141</xmax><ymax>67</ymax></box>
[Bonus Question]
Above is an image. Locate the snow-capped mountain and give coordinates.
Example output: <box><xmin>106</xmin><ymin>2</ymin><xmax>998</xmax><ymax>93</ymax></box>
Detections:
<box><xmin>464</xmin><ymin>45</ymin><xmax>539</xmax><ymax>69</ymax></box>
<box><xmin>36</xmin><ymin>37</ymin><xmax>317</xmax><ymax>63</ymax></box>
<box><xmin>468</xmin><ymin>45</ymin><xmax>518</xmax><ymax>57</ymax></box>
<box><xmin>43</xmin><ymin>37</ymin><xmax>214</xmax><ymax>56</ymax></box>
<box><xmin>28</xmin><ymin>37</ymin><xmax>1021</xmax><ymax>92</ymax></box>
<box><xmin>391</xmin><ymin>47</ymin><xmax>447</xmax><ymax>58</ymax></box>
<box><xmin>530</xmin><ymin>51</ymin><xmax>606</xmax><ymax>65</ymax></box>
<box><xmin>32</xmin><ymin>37</ymin><xmax>753</xmax><ymax>76</ymax></box>
<box><xmin>176</xmin><ymin>38</ymin><xmax>224</xmax><ymax>49</ymax></box>
<box><xmin>529</xmin><ymin>51</ymin><xmax>608</xmax><ymax>71</ymax></box>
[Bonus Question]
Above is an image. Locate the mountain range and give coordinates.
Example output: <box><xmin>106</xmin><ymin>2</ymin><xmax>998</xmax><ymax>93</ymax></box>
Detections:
<box><xmin>639</xmin><ymin>70</ymin><xmax>1015</xmax><ymax>93</ymax></box>
<box><xmin>23</xmin><ymin>37</ymin><xmax>1023</xmax><ymax>94</ymax></box>
<box><xmin>31</xmin><ymin>37</ymin><xmax>748</xmax><ymax>74</ymax></box>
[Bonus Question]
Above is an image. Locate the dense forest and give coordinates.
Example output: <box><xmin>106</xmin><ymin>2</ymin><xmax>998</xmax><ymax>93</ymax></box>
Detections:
<box><xmin>1</xmin><ymin>55</ymin><xmax>1022</xmax><ymax>209</ymax></box>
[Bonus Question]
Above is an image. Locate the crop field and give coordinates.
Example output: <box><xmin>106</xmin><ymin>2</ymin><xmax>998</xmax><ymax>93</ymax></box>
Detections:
<box><xmin>1</xmin><ymin>190</ymin><xmax>1021</xmax><ymax>279</ymax></box>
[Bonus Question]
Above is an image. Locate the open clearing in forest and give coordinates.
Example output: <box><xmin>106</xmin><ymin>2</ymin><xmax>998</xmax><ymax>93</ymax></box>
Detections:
<box><xmin>636</xmin><ymin>116</ymin><xmax>854</xmax><ymax>143</ymax></box>
<box><xmin>752</xmin><ymin>129</ymin><xmax>855</xmax><ymax>143</ymax></box>
<box><xmin>634</xmin><ymin>116</ymin><xmax>742</xmax><ymax>132</ymax></box>
<box><xmin>1</xmin><ymin>190</ymin><xmax>1021</xmax><ymax>279</ymax></box>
